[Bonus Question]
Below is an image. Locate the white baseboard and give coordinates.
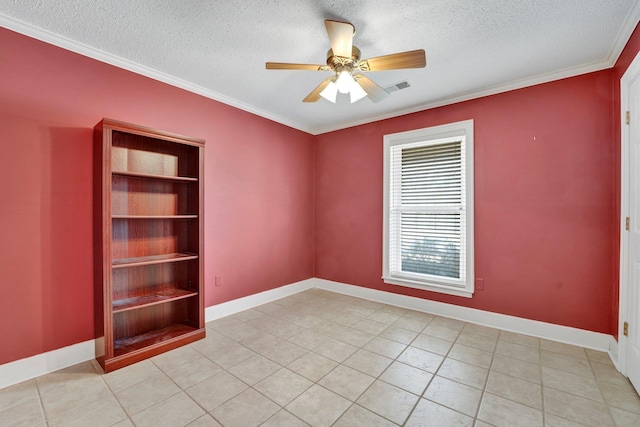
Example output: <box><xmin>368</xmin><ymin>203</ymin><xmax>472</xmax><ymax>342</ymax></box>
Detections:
<box><xmin>0</xmin><ymin>278</ymin><xmax>317</xmax><ymax>390</ymax></box>
<box><xmin>0</xmin><ymin>340</ymin><xmax>95</xmax><ymax>390</ymax></box>
<box><xmin>205</xmin><ymin>278</ymin><xmax>316</xmax><ymax>322</ymax></box>
<box><xmin>1</xmin><ymin>276</ymin><xmax>617</xmax><ymax>390</ymax></box>
<box><xmin>310</xmin><ymin>278</ymin><xmax>613</xmax><ymax>352</ymax></box>
<box><xmin>609</xmin><ymin>335</ymin><xmax>621</xmax><ymax>371</ymax></box>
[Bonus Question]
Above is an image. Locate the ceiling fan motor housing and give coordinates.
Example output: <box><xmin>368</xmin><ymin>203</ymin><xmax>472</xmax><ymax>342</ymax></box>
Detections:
<box><xmin>326</xmin><ymin>46</ymin><xmax>361</xmax><ymax>71</ymax></box>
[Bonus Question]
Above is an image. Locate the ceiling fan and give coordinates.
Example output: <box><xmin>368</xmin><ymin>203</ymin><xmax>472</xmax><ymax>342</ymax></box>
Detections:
<box><xmin>266</xmin><ymin>20</ymin><xmax>426</xmax><ymax>104</ymax></box>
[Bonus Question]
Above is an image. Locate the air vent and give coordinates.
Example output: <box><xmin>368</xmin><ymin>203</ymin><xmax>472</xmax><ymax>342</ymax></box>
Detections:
<box><xmin>385</xmin><ymin>81</ymin><xmax>411</xmax><ymax>93</ymax></box>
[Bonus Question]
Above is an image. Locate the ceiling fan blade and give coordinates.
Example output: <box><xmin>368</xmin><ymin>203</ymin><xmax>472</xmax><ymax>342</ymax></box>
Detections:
<box><xmin>266</xmin><ymin>62</ymin><xmax>328</xmax><ymax>71</ymax></box>
<box><xmin>303</xmin><ymin>77</ymin><xmax>334</xmax><ymax>102</ymax></box>
<box><xmin>325</xmin><ymin>20</ymin><xmax>354</xmax><ymax>58</ymax></box>
<box><xmin>358</xmin><ymin>49</ymin><xmax>426</xmax><ymax>71</ymax></box>
<box><xmin>354</xmin><ymin>75</ymin><xmax>390</xmax><ymax>103</ymax></box>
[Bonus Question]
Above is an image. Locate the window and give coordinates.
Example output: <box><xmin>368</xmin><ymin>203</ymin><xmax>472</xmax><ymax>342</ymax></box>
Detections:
<box><xmin>383</xmin><ymin>120</ymin><xmax>474</xmax><ymax>297</ymax></box>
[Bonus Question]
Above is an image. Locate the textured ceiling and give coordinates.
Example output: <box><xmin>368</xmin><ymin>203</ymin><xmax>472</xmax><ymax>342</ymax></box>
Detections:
<box><xmin>0</xmin><ymin>1</ymin><xmax>639</xmax><ymax>134</ymax></box>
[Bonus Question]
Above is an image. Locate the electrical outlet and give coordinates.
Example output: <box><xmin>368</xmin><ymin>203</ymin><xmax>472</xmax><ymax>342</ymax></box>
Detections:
<box><xmin>475</xmin><ymin>278</ymin><xmax>484</xmax><ymax>291</ymax></box>
<box><xmin>215</xmin><ymin>276</ymin><xmax>223</xmax><ymax>287</ymax></box>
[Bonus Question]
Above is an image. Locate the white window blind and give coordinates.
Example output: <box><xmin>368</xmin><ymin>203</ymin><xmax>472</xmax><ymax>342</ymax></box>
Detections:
<box><xmin>383</xmin><ymin>120</ymin><xmax>474</xmax><ymax>297</ymax></box>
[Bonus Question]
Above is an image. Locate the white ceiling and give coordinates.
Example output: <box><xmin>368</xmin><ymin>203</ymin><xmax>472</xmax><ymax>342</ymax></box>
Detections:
<box><xmin>1</xmin><ymin>1</ymin><xmax>639</xmax><ymax>135</ymax></box>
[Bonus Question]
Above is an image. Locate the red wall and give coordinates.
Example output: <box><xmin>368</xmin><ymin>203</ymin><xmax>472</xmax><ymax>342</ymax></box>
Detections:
<box><xmin>315</xmin><ymin>70</ymin><xmax>616</xmax><ymax>334</ymax></box>
<box><xmin>2</xmin><ymin>20</ymin><xmax>640</xmax><ymax>366</ymax></box>
<box><xmin>0</xmin><ymin>27</ymin><xmax>315</xmax><ymax>365</ymax></box>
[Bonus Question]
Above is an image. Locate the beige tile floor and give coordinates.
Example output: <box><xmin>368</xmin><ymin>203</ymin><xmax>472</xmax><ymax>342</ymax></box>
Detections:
<box><xmin>2</xmin><ymin>288</ymin><xmax>640</xmax><ymax>426</ymax></box>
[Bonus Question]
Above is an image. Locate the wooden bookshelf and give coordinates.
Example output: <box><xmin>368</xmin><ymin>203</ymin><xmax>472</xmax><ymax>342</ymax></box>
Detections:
<box><xmin>94</xmin><ymin>118</ymin><xmax>205</xmax><ymax>372</ymax></box>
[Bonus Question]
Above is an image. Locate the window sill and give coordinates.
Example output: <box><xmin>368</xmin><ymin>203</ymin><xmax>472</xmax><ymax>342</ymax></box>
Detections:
<box><xmin>382</xmin><ymin>276</ymin><xmax>474</xmax><ymax>298</ymax></box>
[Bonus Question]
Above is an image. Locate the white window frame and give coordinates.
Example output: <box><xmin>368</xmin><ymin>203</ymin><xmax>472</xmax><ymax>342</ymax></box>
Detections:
<box><xmin>383</xmin><ymin>119</ymin><xmax>474</xmax><ymax>297</ymax></box>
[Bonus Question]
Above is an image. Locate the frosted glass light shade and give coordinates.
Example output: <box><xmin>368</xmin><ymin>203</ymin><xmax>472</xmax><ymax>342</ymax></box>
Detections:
<box><xmin>350</xmin><ymin>82</ymin><xmax>368</xmax><ymax>103</ymax></box>
<box><xmin>320</xmin><ymin>81</ymin><xmax>338</xmax><ymax>103</ymax></box>
<box><xmin>336</xmin><ymin>71</ymin><xmax>356</xmax><ymax>94</ymax></box>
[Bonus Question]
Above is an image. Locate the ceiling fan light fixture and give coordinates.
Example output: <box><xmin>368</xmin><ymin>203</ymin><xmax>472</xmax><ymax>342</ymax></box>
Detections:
<box><xmin>335</xmin><ymin>68</ymin><xmax>356</xmax><ymax>94</ymax></box>
<box><xmin>319</xmin><ymin>81</ymin><xmax>338</xmax><ymax>103</ymax></box>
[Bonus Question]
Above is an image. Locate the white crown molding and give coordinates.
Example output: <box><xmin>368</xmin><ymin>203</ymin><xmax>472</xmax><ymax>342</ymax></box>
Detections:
<box><xmin>0</xmin><ymin>13</ymin><xmax>313</xmax><ymax>134</ymax></box>
<box><xmin>311</xmin><ymin>59</ymin><xmax>613</xmax><ymax>135</ymax></box>
<box><xmin>607</xmin><ymin>0</ymin><xmax>640</xmax><ymax>65</ymax></box>
<box><xmin>2</xmin><ymin>10</ymin><xmax>636</xmax><ymax>137</ymax></box>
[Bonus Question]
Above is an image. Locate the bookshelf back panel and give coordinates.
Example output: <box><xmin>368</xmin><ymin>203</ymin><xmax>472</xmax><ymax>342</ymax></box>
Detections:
<box><xmin>111</xmin><ymin>261</ymin><xmax>199</xmax><ymax>301</ymax></box>
<box><xmin>112</xmin><ymin>298</ymin><xmax>197</xmax><ymax>341</ymax></box>
<box><xmin>112</xmin><ymin>131</ymin><xmax>199</xmax><ymax>178</ymax></box>
<box><xmin>111</xmin><ymin>219</ymin><xmax>197</xmax><ymax>259</ymax></box>
<box><xmin>111</xmin><ymin>176</ymin><xmax>197</xmax><ymax>216</ymax></box>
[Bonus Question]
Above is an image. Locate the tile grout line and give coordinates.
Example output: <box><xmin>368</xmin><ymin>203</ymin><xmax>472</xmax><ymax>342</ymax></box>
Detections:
<box><xmin>538</xmin><ymin>339</ymin><xmax>546</xmax><ymax>427</ymax></box>
<box><xmin>34</xmin><ymin>378</ymin><xmax>47</xmax><ymax>427</ymax></box>
<box><xmin>397</xmin><ymin>314</ymin><xmax>445</xmax><ymax>426</ymax></box>
<box><xmin>98</xmin><ymin>361</ymin><xmax>146</xmax><ymax>426</ymax></box>
<box><xmin>149</xmin><ymin>357</ymin><xmax>207</xmax><ymax>425</ymax></box>
<box><xmin>374</xmin><ymin>308</ymin><xmax>437</xmax><ymax>423</ymax></box>
<box><xmin>471</xmin><ymin>330</ymin><xmax>498</xmax><ymax>425</ymax></box>
<box><xmin>586</xmin><ymin>349</ymin><xmax>617</xmax><ymax>426</ymax></box>
<box><xmin>38</xmin><ymin>364</ymin><xmax>113</xmax><ymax>425</ymax></box>
<box><xmin>428</xmin><ymin>325</ymin><xmax>486</xmax><ymax>423</ymax></box>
